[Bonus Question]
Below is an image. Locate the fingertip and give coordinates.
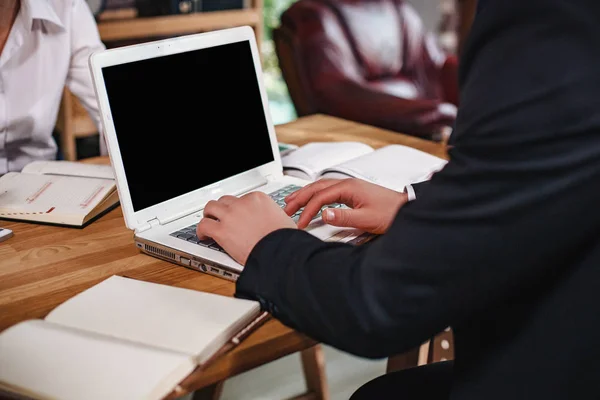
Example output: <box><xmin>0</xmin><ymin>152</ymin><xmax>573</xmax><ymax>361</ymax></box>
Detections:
<box><xmin>295</xmin><ymin>216</ymin><xmax>309</xmax><ymax>230</ymax></box>
<box><xmin>195</xmin><ymin>224</ymin><xmax>205</xmax><ymax>239</ymax></box>
<box><xmin>285</xmin><ymin>192</ymin><xmax>298</xmax><ymax>201</ymax></box>
<box><xmin>283</xmin><ymin>204</ymin><xmax>296</xmax><ymax>216</ymax></box>
<box><xmin>196</xmin><ymin>218</ymin><xmax>214</xmax><ymax>240</ymax></box>
<box><xmin>323</xmin><ymin>208</ymin><xmax>335</xmax><ymax>222</ymax></box>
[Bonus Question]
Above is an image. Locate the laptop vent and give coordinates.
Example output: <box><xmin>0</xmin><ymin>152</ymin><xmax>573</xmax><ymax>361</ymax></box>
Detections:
<box><xmin>144</xmin><ymin>244</ymin><xmax>176</xmax><ymax>260</ymax></box>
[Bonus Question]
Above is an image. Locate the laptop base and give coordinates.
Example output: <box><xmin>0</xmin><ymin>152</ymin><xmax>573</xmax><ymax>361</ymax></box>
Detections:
<box><xmin>134</xmin><ymin>237</ymin><xmax>240</xmax><ymax>281</ymax></box>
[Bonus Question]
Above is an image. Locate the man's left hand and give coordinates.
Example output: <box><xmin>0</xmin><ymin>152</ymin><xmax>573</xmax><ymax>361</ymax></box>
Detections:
<box><xmin>196</xmin><ymin>192</ymin><xmax>297</xmax><ymax>265</ymax></box>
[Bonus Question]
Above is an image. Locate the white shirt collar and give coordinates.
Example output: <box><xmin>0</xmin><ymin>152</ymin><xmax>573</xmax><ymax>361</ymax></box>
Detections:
<box><xmin>20</xmin><ymin>0</ymin><xmax>65</xmax><ymax>31</ymax></box>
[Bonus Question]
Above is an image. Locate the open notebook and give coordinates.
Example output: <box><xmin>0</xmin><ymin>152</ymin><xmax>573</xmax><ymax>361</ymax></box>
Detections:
<box><xmin>0</xmin><ymin>276</ymin><xmax>266</xmax><ymax>400</ymax></box>
<box><xmin>281</xmin><ymin>142</ymin><xmax>448</xmax><ymax>192</ymax></box>
<box><xmin>0</xmin><ymin>161</ymin><xmax>119</xmax><ymax>227</ymax></box>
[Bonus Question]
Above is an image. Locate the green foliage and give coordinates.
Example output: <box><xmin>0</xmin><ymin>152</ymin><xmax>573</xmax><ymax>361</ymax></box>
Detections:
<box><xmin>262</xmin><ymin>0</ymin><xmax>297</xmax><ymax>122</ymax></box>
<box><xmin>263</xmin><ymin>0</ymin><xmax>296</xmax><ymax>41</ymax></box>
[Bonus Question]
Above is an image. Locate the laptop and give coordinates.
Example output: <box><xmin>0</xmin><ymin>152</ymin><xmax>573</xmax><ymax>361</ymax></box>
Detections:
<box><xmin>89</xmin><ymin>26</ymin><xmax>370</xmax><ymax>281</ymax></box>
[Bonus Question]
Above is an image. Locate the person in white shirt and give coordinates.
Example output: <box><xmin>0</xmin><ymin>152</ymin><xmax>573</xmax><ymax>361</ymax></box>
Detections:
<box><xmin>0</xmin><ymin>0</ymin><xmax>106</xmax><ymax>175</ymax></box>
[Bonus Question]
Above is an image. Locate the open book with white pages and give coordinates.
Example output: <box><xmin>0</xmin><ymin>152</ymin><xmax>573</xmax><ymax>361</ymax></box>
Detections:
<box><xmin>0</xmin><ymin>275</ymin><xmax>267</xmax><ymax>400</ymax></box>
<box><xmin>281</xmin><ymin>142</ymin><xmax>448</xmax><ymax>192</ymax></box>
<box><xmin>0</xmin><ymin>161</ymin><xmax>119</xmax><ymax>227</ymax></box>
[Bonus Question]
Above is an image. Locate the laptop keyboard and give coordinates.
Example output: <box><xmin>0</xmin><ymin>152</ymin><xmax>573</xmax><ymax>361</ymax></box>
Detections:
<box><xmin>170</xmin><ymin>184</ymin><xmax>344</xmax><ymax>254</ymax></box>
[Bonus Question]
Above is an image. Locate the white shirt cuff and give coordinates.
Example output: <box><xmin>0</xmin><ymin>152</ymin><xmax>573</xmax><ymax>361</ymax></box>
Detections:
<box><xmin>404</xmin><ymin>184</ymin><xmax>417</xmax><ymax>201</ymax></box>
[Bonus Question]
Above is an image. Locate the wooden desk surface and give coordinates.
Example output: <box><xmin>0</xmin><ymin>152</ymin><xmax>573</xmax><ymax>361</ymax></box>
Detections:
<box><xmin>0</xmin><ymin>114</ymin><xmax>447</xmax><ymax>394</ymax></box>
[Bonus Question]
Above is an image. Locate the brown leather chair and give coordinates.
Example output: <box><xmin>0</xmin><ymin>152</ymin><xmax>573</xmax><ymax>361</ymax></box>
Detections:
<box><xmin>274</xmin><ymin>0</ymin><xmax>459</xmax><ymax>141</ymax></box>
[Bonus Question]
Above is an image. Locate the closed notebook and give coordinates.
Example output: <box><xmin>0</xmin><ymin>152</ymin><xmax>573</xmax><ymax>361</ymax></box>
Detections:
<box><xmin>0</xmin><ymin>275</ymin><xmax>266</xmax><ymax>400</ymax></box>
<box><xmin>0</xmin><ymin>161</ymin><xmax>119</xmax><ymax>227</ymax></box>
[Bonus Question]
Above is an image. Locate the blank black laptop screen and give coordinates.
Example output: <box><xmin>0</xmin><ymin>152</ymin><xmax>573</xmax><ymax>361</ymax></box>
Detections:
<box><xmin>101</xmin><ymin>40</ymin><xmax>275</xmax><ymax>212</ymax></box>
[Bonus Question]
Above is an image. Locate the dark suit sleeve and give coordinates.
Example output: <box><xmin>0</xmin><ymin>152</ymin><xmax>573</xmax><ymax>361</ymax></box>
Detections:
<box><xmin>235</xmin><ymin>0</ymin><xmax>600</xmax><ymax>358</ymax></box>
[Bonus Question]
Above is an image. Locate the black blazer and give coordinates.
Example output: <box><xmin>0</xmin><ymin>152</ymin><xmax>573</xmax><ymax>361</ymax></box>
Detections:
<box><xmin>236</xmin><ymin>0</ymin><xmax>600</xmax><ymax>398</ymax></box>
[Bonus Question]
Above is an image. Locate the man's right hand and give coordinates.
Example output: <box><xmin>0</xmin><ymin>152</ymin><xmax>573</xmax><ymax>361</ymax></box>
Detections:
<box><xmin>284</xmin><ymin>178</ymin><xmax>408</xmax><ymax>234</ymax></box>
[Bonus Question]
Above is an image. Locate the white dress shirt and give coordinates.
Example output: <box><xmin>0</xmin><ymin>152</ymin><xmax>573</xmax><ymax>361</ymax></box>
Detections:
<box><xmin>0</xmin><ymin>0</ymin><xmax>105</xmax><ymax>174</ymax></box>
<box><xmin>404</xmin><ymin>184</ymin><xmax>417</xmax><ymax>201</ymax></box>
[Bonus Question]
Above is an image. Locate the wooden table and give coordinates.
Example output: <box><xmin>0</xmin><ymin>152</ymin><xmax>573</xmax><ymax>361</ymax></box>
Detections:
<box><xmin>0</xmin><ymin>114</ymin><xmax>447</xmax><ymax>399</ymax></box>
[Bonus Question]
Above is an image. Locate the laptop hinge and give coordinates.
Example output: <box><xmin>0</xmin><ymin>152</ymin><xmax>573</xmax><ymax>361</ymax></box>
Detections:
<box><xmin>136</xmin><ymin>218</ymin><xmax>160</xmax><ymax>234</ymax></box>
<box><xmin>134</xmin><ymin>176</ymin><xmax>271</xmax><ymax>234</ymax></box>
<box><xmin>161</xmin><ymin>206</ymin><xmax>203</xmax><ymax>226</ymax></box>
<box><xmin>159</xmin><ymin>177</ymin><xmax>267</xmax><ymax>225</ymax></box>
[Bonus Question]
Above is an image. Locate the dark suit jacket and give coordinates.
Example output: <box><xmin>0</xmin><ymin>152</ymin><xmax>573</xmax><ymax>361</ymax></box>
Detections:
<box><xmin>236</xmin><ymin>0</ymin><xmax>600</xmax><ymax>398</ymax></box>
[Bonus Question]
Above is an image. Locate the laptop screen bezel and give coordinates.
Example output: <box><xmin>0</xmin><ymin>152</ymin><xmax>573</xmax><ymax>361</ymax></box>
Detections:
<box><xmin>89</xmin><ymin>27</ymin><xmax>283</xmax><ymax>232</ymax></box>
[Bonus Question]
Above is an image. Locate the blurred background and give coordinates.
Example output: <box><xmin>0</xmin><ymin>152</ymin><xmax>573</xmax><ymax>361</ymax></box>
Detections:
<box><xmin>62</xmin><ymin>0</ymin><xmax>471</xmax><ymax>160</ymax></box>
<box><xmin>259</xmin><ymin>0</ymin><xmax>459</xmax><ymax>125</ymax></box>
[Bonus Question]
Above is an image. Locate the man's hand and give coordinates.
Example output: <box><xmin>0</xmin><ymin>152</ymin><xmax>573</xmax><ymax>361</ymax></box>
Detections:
<box><xmin>196</xmin><ymin>192</ymin><xmax>297</xmax><ymax>265</ymax></box>
<box><xmin>284</xmin><ymin>178</ymin><xmax>408</xmax><ymax>234</ymax></box>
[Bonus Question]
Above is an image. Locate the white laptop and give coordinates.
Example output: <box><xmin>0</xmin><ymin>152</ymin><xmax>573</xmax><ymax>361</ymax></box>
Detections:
<box><xmin>89</xmin><ymin>26</ymin><xmax>371</xmax><ymax>281</ymax></box>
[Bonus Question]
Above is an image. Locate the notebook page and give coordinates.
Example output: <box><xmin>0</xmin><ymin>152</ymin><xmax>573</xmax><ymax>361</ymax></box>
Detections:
<box><xmin>0</xmin><ymin>173</ymin><xmax>115</xmax><ymax>224</ymax></box>
<box><xmin>45</xmin><ymin>276</ymin><xmax>261</xmax><ymax>364</ymax></box>
<box><xmin>0</xmin><ymin>320</ymin><xmax>195</xmax><ymax>400</ymax></box>
<box><xmin>22</xmin><ymin>161</ymin><xmax>114</xmax><ymax>180</ymax></box>
<box><xmin>320</xmin><ymin>145</ymin><xmax>448</xmax><ymax>191</ymax></box>
<box><xmin>282</xmin><ymin>142</ymin><xmax>374</xmax><ymax>180</ymax></box>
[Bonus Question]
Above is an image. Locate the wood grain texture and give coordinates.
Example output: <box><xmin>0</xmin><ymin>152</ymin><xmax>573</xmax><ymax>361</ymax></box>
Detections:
<box><xmin>97</xmin><ymin>9</ymin><xmax>261</xmax><ymax>42</ymax></box>
<box><xmin>0</xmin><ymin>114</ymin><xmax>447</xmax><ymax>394</ymax></box>
<box><xmin>276</xmin><ymin>114</ymin><xmax>448</xmax><ymax>159</ymax></box>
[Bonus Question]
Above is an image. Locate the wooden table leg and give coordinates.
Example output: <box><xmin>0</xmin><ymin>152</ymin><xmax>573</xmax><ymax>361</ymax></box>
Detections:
<box><xmin>301</xmin><ymin>345</ymin><xmax>330</xmax><ymax>400</ymax></box>
<box><xmin>386</xmin><ymin>345</ymin><xmax>422</xmax><ymax>373</ymax></box>
<box><xmin>192</xmin><ymin>345</ymin><xmax>329</xmax><ymax>400</ymax></box>
<box><xmin>427</xmin><ymin>329</ymin><xmax>454</xmax><ymax>363</ymax></box>
<box><xmin>288</xmin><ymin>344</ymin><xmax>330</xmax><ymax>400</ymax></box>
